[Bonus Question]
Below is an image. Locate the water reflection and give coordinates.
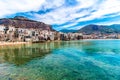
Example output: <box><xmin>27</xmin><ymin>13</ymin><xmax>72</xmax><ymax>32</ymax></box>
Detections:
<box><xmin>1</xmin><ymin>40</ymin><xmax>120</xmax><ymax>80</ymax></box>
<box><xmin>0</xmin><ymin>42</ymin><xmax>63</xmax><ymax>66</ymax></box>
<box><xmin>1</xmin><ymin>40</ymin><xmax>120</xmax><ymax>66</ymax></box>
<box><xmin>0</xmin><ymin>41</ymin><xmax>85</xmax><ymax>66</ymax></box>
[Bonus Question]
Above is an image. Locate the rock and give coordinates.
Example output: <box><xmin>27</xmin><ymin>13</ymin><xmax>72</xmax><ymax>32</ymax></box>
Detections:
<box><xmin>0</xmin><ymin>16</ymin><xmax>55</xmax><ymax>31</ymax></box>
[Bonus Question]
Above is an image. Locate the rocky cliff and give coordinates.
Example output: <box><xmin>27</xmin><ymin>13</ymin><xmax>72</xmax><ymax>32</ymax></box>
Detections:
<box><xmin>0</xmin><ymin>16</ymin><xmax>55</xmax><ymax>31</ymax></box>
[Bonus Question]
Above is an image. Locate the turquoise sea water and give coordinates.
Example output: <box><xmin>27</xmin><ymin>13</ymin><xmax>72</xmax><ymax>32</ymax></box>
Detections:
<box><xmin>0</xmin><ymin>40</ymin><xmax>120</xmax><ymax>80</ymax></box>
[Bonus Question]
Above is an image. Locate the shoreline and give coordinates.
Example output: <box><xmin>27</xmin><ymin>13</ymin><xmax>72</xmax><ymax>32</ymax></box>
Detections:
<box><xmin>0</xmin><ymin>42</ymin><xmax>30</xmax><ymax>46</ymax></box>
<box><xmin>0</xmin><ymin>39</ymin><xmax>120</xmax><ymax>46</ymax></box>
<box><xmin>0</xmin><ymin>41</ymin><xmax>60</xmax><ymax>46</ymax></box>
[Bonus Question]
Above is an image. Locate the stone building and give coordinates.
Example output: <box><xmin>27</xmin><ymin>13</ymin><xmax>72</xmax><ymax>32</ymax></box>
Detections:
<box><xmin>0</xmin><ymin>25</ymin><xmax>84</xmax><ymax>42</ymax></box>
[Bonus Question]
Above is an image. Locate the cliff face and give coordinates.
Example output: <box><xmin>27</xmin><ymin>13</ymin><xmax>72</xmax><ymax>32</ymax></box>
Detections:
<box><xmin>0</xmin><ymin>16</ymin><xmax>54</xmax><ymax>31</ymax></box>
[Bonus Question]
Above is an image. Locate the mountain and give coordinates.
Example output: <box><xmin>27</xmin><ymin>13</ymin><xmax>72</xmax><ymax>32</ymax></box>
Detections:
<box><xmin>107</xmin><ymin>24</ymin><xmax>120</xmax><ymax>33</ymax></box>
<box><xmin>78</xmin><ymin>24</ymin><xmax>120</xmax><ymax>34</ymax></box>
<box><xmin>0</xmin><ymin>16</ymin><xmax>55</xmax><ymax>31</ymax></box>
<box><xmin>60</xmin><ymin>29</ymin><xmax>78</xmax><ymax>33</ymax></box>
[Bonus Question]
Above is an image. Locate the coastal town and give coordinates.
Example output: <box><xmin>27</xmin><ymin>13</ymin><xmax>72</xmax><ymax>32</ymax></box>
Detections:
<box><xmin>0</xmin><ymin>25</ymin><xmax>120</xmax><ymax>43</ymax></box>
<box><xmin>82</xmin><ymin>33</ymin><xmax>120</xmax><ymax>39</ymax></box>
<box><xmin>0</xmin><ymin>25</ymin><xmax>83</xmax><ymax>42</ymax></box>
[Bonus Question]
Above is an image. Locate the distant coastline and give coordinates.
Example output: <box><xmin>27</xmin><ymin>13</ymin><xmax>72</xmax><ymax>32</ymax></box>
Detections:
<box><xmin>79</xmin><ymin>39</ymin><xmax>120</xmax><ymax>41</ymax></box>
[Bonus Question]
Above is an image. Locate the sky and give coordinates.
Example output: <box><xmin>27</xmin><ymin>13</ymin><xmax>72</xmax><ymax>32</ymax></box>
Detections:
<box><xmin>0</xmin><ymin>0</ymin><xmax>120</xmax><ymax>30</ymax></box>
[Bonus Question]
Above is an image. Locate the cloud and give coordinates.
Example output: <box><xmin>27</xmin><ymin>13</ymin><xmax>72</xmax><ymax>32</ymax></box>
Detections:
<box><xmin>34</xmin><ymin>0</ymin><xmax>97</xmax><ymax>24</ymax></box>
<box><xmin>77</xmin><ymin>0</ymin><xmax>120</xmax><ymax>21</ymax></box>
<box><xmin>0</xmin><ymin>0</ymin><xmax>45</xmax><ymax>17</ymax></box>
<box><xmin>0</xmin><ymin>0</ymin><xmax>120</xmax><ymax>30</ymax></box>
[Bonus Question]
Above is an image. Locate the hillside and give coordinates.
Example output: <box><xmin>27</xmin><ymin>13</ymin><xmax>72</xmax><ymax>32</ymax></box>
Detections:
<box><xmin>78</xmin><ymin>24</ymin><xmax>120</xmax><ymax>34</ymax></box>
<box><xmin>60</xmin><ymin>29</ymin><xmax>78</xmax><ymax>33</ymax></box>
<box><xmin>0</xmin><ymin>16</ymin><xmax>55</xmax><ymax>31</ymax></box>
